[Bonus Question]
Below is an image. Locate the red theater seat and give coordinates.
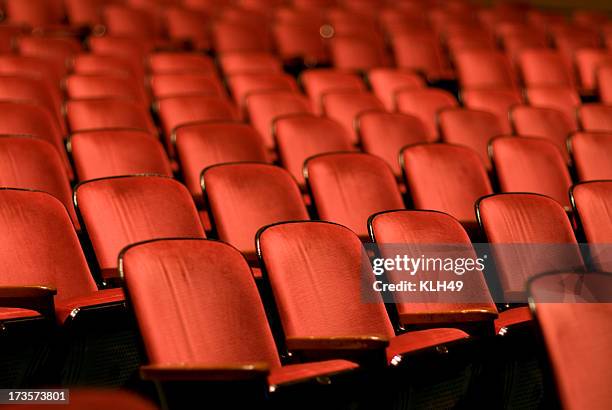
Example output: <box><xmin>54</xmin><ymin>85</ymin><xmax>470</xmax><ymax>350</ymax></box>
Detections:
<box><xmin>368</xmin><ymin>68</ymin><xmax>425</xmax><ymax>111</ymax></box>
<box><xmin>66</xmin><ymin>98</ymin><xmax>157</xmax><ymax>134</ymax></box>
<box><xmin>70</xmin><ymin>129</ymin><xmax>172</xmax><ymax>182</ymax></box>
<box><xmin>102</xmin><ymin>4</ymin><xmax>163</xmax><ymax>40</ymax></box>
<box><xmin>525</xmin><ymin>86</ymin><xmax>580</xmax><ymax>128</ymax></box>
<box><xmin>490</xmin><ymin>136</ymin><xmax>572</xmax><ymax>208</ymax></box>
<box><xmin>568</xmin><ymin>132</ymin><xmax>612</xmax><ymax>181</ymax></box>
<box><xmin>148</xmin><ymin>52</ymin><xmax>216</xmax><ymax>75</ymax></box>
<box><xmin>227</xmin><ymin>72</ymin><xmax>298</xmax><ymax>109</ymax></box>
<box><xmin>578</xmin><ymin>104</ymin><xmax>612</xmax><ymax>132</ymax></box>
<box><xmin>304</xmin><ymin>152</ymin><xmax>404</xmax><ymax>239</ymax></box>
<box><xmin>598</xmin><ymin>64</ymin><xmax>612</xmax><ymax>104</ymax></box>
<box><xmin>0</xmin><ymin>55</ymin><xmax>64</xmax><ymax>95</ymax></box>
<box><xmin>454</xmin><ymin>49</ymin><xmax>517</xmax><ymax>90</ymax></box>
<box><xmin>391</xmin><ymin>30</ymin><xmax>454</xmax><ymax>81</ymax></box>
<box><xmin>212</xmin><ymin>20</ymin><xmax>272</xmax><ymax>54</ymax></box>
<box><xmin>65</xmin><ymin>74</ymin><xmax>148</xmax><ymax>104</ymax></box>
<box><xmin>273</xmin><ymin>22</ymin><xmax>327</xmax><ymax>65</ymax></box>
<box><xmin>575</xmin><ymin>48</ymin><xmax>612</xmax><ymax>94</ymax></box>
<box><xmin>395</xmin><ymin>88</ymin><xmax>458</xmax><ymax>140</ymax></box>
<box><xmin>518</xmin><ymin>49</ymin><xmax>575</xmax><ymax>88</ymax></box>
<box><xmin>330</xmin><ymin>36</ymin><xmax>389</xmax><ymax>72</ymax></box>
<box><xmin>16</xmin><ymin>35</ymin><xmax>81</xmax><ymax>74</ymax></box>
<box><xmin>74</xmin><ymin>175</ymin><xmax>206</xmax><ymax>278</ymax></box>
<box><xmin>164</xmin><ymin>6</ymin><xmax>210</xmax><ymax>51</ymax></box>
<box><xmin>149</xmin><ymin>73</ymin><xmax>224</xmax><ymax>100</ymax></box>
<box><xmin>300</xmin><ymin>69</ymin><xmax>365</xmax><ymax>114</ymax></box>
<box><xmin>461</xmin><ymin>88</ymin><xmax>522</xmax><ymax>134</ymax></box>
<box><xmin>72</xmin><ymin>54</ymin><xmax>141</xmax><ymax>78</ymax></box>
<box><xmin>5</xmin><ymin>0</ymin><xmax>65</xmax><ymax>28</ymax></box>
<box><xmin>321</xmin><ymin>91</ymin><xmax>384</xmax><ymax>144</ymax></box>
<box><xmin>218</xmin><ymin>52</ymin><xmax>283</xmax><ymax>76</ymax></box>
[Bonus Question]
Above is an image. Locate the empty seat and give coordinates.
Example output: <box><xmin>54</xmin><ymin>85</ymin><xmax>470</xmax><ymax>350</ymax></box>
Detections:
<box><xmin>66</xmin><ymin>98</ymin><xmax>157</xmax><ymax>134</ymax></box>
<box><xmin>149</xmin><ymin>73</ymin><xmax>224</xmax><ymax>99</ymax></box>
<box><xmin>356</xmin><ymin>111</ymin><xmax>429</xmax><ymax>177</ymax></box>
<box><xmin>0</xmin><ymin>55</ymin><xmax>64</xmax><ymax>88</ymax></box>
<box><xmin>65</xmin><ymin>74</ymin><xmax>148</xmax><ymax>104</ymax></box>
<box><xmin>246</xmin><ymin>91</ymin><xmax>313</xmax><ymax>149</ymax></box>
<box><xmin>74</xmin><ymin>175</ymin><xmax>206</xmax><ymax>278</ymax></box>
<box><xmin>391</xmin><ymin>30</ymin><xmax>453</xmax><ymax>81</ymax></box>
<box><xmin>368</xmin><ymin>68</ymin><xmax>425</xmax><ymax>111</ymax></box>
<box><xmin>571</xmin><ymin>181</ymin><xmax>612</xmax><ymax>271</ymax></box>
<box><xmin>174</xmin><ymin>122</ymin><xmax>268</xmax><ymax>203</ymax></box>
<box><xmin>164</xmin><ymin>6</ymin><xmax>210</xmax><ymax>51</ymax></box>
<box><xmin>304</xmin><ymin>152</ymin><xmax>404</xmax><ymax>238</ymax></box>
<box><xmin>120</xmin><ymin>238</ymin><xmax>357</xmax><ymax>407</ymax></box>
<box><xmin>148</xmin><ymin>52</ymin><xmax>216</xmax><ymax>75</ymax></box>
<box><xmin>498</xmin><ymin>27</ymin><xmax>548</xmax><ymax>63</ymax></box>
<box><xmin>212</xmin><ymin>20</ymin><xmax>272</xmax><ymax>54</ymax></box>
<box><xmin>529</xmin><ymin>271</ymin><xmax>612</xmax><ymax>410</ymax></box>
<box><xmin>5</xmin><ymin>0</ymin><xmax>65</xmax><ymax>27</ymax></box>
<box><xmin>401</xmin><ymin>143</ymin><xmax>492</xmax><ymax>232</ymax></box>
<box><xmin>0</xmin><ymin>136</ymin><xmax>78</xmax><ymax>228</ymax></box>
<box><xmin>202</xmin><ymin>163</ymin><xmax>308</xmax><ymax>263</ymax></box>
<box><xmin>330</xmin><ymin>36</ymin><xmax>389</xmax><ymax>72</ymax></box>
<box><xmin>70</xmin><ymin>129</ymin><xmax>172</xmax><ymax>181</ymax></box>
<box><xmin>0</xmin><ymin>101</ymin><xmax>72</xmax><ymax>179</ymax></box>
<box><xmin>102</xmin><ymin>4</ymin><xmax>162</xmax><ymax>40</ymax></box>
<box><xmin>273</xmin><ymin>22</ymin><xmax>327</xmax><ymax>65</ymax></box>
<box><xmin>552</xmin><ymin>28</ymin><xmax>601</xmax><ymax>69</ymax></box>
<box><xmin>518</xmin><ymin>49</ymin><xmax>574</xmax><ymax>88</ymax></box>
<box><xmin>275</xmin><ymin>115</ymin><xmax>354</xmax><ymax>188</ymax></box>
<box><xmin>476</xmin><ymin>193</ymin><xmax>584</xmax><ymax>301</ymax></box>
<box><xmin>396</xmin><ymin>88</ymin><xmax>458</xmax><ymax>140</ymax></box>
<box><xmin>72</xmin><ymin>53</ymin><xmax>140</xmax><ymax>78</ymax></box>
<box><xmin>598</xmin><ymin>64</ymin><xmax>612</xmax><ymax>104</ymax></box>
<box><xmin>461</xmin><ymin>88</ymin><xmax>522</xmax><ymax>134</ymax></box>
<box><xmin>65</xmin><ymin>0</ymin><xmax>110</xmax><ymax>27</ymax></box>
<box><xmin>321</xmin><ymin>92</ymin><xmax>384</xmax><ymax>144</ymax></box>
<box><xmin>569</xmin><ymin>132</ymin><xmax>612</xmax><ymax>181</ymax></box>
<box><xmin>490</xmin><ymin>136</ymin><xmax>572</xmax><ymax>208</ymax></box>
<box><xmin>300</xmin><ymin>69</ymin><xmax>365</xmax><ymax>113</ymax></box>
<box><xmin>579</xmin><ymin>104</ymin><xmax>612</xmax><ymax>132</ymax></box>
<box><xmin>227</xmin><ymin>72</ymin><xmax>298</xmax><ymax>109</ymax></box>
<box><xmin>454</xmin><ymin>49</ymin><xmax>517</xmax><ymax>90</ymax></box>
<box><xmin>87</xmin><ymin>36</ymin><xmax>151</xmax><ymax>77</ymax></box>
<box><xmin>438</xmin><ymin>108</ymin><xmax>503</xmax><ymax>169</ymax></box>
<box><xmin>525</xmin><ymin>86</ymin><xmax>581</xmax><ymax>128</ymax></box>
<box><xmin>575</xmin><ymin>48</ymin><xmax>612</xmax><ymax>94</ymax></box>
<box><xmin>157</xmin><ymin>95</ymin><xmax>238</xmax><ymax>153</ymax></box>
<box><xmin>218</xmin><ymin>52</ymin><xmax>283</xmax><ymax>76</ymax></box>
<box><xmin>17</xmin><ymin>35</ymin><xmax>81</xmax><ymax>73</ymax></box>
<box><xmin>257</xmin><ymin>220</ymin><xmax>470</xmax><ymax>369</ymax></box>
<box><xmin>510</xmin><ymin>105</ymin><xmax>574</xmax><ymax>162</ymax></box>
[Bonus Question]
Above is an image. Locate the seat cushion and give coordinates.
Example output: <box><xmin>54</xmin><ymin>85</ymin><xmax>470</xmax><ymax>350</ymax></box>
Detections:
<box><xmin>386</xmin><ymin>328</ymin><xmax>469</xmax><ymax>363</ymax></box>
<box><xmin>268</xmin><ymin>359</ymin><xmax>357</xmax><ymax>387</ymax></box>
<box><xmin>494</xmin><ymin>306</ymin><xmax>532</xmax><ymax>334</ymax></box>
<box><xmin>0</xmin><ymin>307</ymin><xmax>40</xmax><ymax>321</ymax></box>
<box><xmin>56</xmin><ymin>288</ymin><xmax>125</xmax><ymax>324</ymax></box>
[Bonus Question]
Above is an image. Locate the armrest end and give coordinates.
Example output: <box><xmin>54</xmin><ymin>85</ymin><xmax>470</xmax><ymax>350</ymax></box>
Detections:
<box><xmin>0</xmin><ymin>286</ymin><xmax>57</xmax><ymax>319</ymax></box>
<box><xmin>286</xmin><ymin>336</ymin><xmax>390</xmax><ymax>352</ymax></box>
<box><xmin>140</xmin><ymin>363</ymin><xmax>270</xmax><ymax>382</ymax></box>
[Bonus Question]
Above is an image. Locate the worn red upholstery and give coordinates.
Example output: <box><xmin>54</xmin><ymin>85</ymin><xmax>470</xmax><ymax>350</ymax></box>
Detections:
<box><xmin>70</xmin><ymin>129</ymin><xmax>172</xmax><ymax>181</ymax></box>
<box><xmin>477</xmin><ymin>193</ymin><xmax>584</xmax><ymax>300</ymax></box>
<box><xmin>330</xmin><ymin>36</ymin><xmax>389</xmax><ymax>72</ymax></box>
<box><xmin>0</xmin><ymin>101</ymin><xmax>72</xmax><ymax>179</ymax></box>
<box><xmin>218</xmin><ymin>52</ymin><xmax>283</xmax><ymax>76</ymax></box>
<box><xmin>368</xmin><ymin>68</ymin><xmax>425</xmax><ymax>111</ymax></box>
<box><xmin>579</xmin><ymin>104</ymin><xmax>612</xmax><ymax>132</ymax></box>
<box><xmin>202</xmin><ymin>163</ymin><xmax>308</xmax><ymax>260</ymax></box>
<box><xmin>529</xmin><ymin>272</ymin><xmax>612</xmax><ymax>410</ymax></box>
<box><xmin>396</xmin><ymin>88</ymin><xmax>458</xmax><ymax>141</ymax></box>
<box><xmin>121</xmin><ymin>238</ymin><xmax>356</xmax><ymax>388</ymax></box>
<box><xmin>438</xmin><ymin>108</ymin><xmax>503</xmax><ymax>169</ymax></box>
<box><xmin>66</xmin><ymin>98</ymin><xmax>156</xmax><ymax>134</ymax></box>
<box><xmin>65</xmin><ymin>74</ymin><xmax>148</xmax><ymax>104</ymax></box>
<box><xmin>257</xmin><ymin>221</ymin><xmax>470</xmax><ymax>364</ymax></box>
<box><xmin>75</xmin><ymin>175</ymin><xmax>205</xmax><ymax>273</ymax></box>
<box><xmin>0</xmin><ymin>136</ymin><xmax>78</xmax><ymax>228</ymax></box>
<box><xmin>357</xmin><ymin>111</ymin><xmax>429</xmax><ymax>177</ymax></box>
<box><xmin>490</xmin><ymin>137</ymin><xmax>572</xmax><ymax>208</ymax></box>
<box><xmin>569</xmin><ymin>132</ymin><xmax>612</xmax><ymax>181</ymax></box>
<box><xmin>227</xmin><ymin>72</ymin><xmax>298</xmax><ymax>108</ymax></box>
<box><xmin>174</xmin><ymin>122</ymin><xmax>268</xmax><ymax>203</ymax></box>
<box><xmin>461</xmin><ymin>89</ymin><xmax>522</xmax><ymax>134</ymax></box>
<box><xmin>526</xmin><ymin>86</ymin><xmax>580</xmax><ymax>128</ymax></box>
<box><xmin>149</xmin><ymin>73</ymin><xmax>224</xmax><ymax>99</ymax></box>
<box><xmin>575</xmin><ymin>48</ymin><xmax>612</xmax><ymax>93</ymax></box>
<box><xmin>148</xmin><ymin>52</ymin><xmax>216</xmax><ymax>75</ymax></box>
<box><xmin>305</xmin><ymin>152</ymin><xmax>404</xmax><ymax>238</ymax></box>
<box><xmin>369</xmin><ymin>210</ymin><xmax>499</xmax><ymax>327</ymax></box>
<box><xmin>518</xmin><ymin>49</ymin><xmax>574</xmax><ymax>88</ymax></box>
<box><xmin>321</xmin><ymin>92</ymin><xmax>384</xmax><ymax>144</ymax></box>
<box><xmin>275</xmin><ymin>115</ymin><xmax>354</xmax><ymax>188</ymax></box>
<box><xmin>455</xmin><ymin>49</ymin><xmax>517</xmax><ymax>90</ymax></box>
<box><xmin>571</xmin><ymin>181</ymin><xmax>612</xmax><ymax>271</ymax></box>
<box><xmin>391</xmin><ymin>31</ymin><xmax>453</xmax><ymax>81</ymax></box>
<box><xmin>401</xmin><ymin>143</ymin><xmax>492</xmax><ymax>228</ymax></box>
<box><xmin>300</xmin><ymin>69</ymin><xmax>365</xmax><ymax>113</ymax></box>
<box><xmin>599</xmin><ymin>64</ymin><xmax>612</xmax><ymax>104</ymax></box>
<box><xmin>245</xmin><ymin>91</ymin><xmax>312</xmax><ymax>149</ymax></box>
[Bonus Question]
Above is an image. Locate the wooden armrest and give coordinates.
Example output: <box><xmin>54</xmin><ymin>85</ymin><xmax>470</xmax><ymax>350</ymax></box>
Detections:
<box><xmin>140</xmin><ymin>363</ymin><xmax>270</xmax><ymax>382</ymax></box>
<box><xmin>0</xmin><ymin>286</ymin><xmax>57</xmax><ymax>319</ymax></box>
<box><xmin>286</xmin><ymin>336</ymin><xmax>389</xmax><ymax>352</ymax></box>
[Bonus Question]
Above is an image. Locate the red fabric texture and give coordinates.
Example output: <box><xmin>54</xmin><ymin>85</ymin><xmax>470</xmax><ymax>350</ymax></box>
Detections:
<box><xmin>103</xmin><ymin>6</ymin><xmax>163</xmax><ymax>42</ymax></box>
<box><xmin>148</xmin><ymin>52</ymin><xmax>216</xmax><ymax>75</ymax></box>
<box><xmin>368</xmin><ymin>68</ymin><xmax>425</xmax><ymax>111</ymax></box>
<box><xmin>306</xmin><ymin>152</ymin><xmax>404</xmax><ymax>238</ymax></box>
<box><xmin>518</xmin><ymin>49</ymin><xmax>574</xmax><ymax>88</ymax></box>
<box><xmin>392</xmin><ymin>31</ymin><xmax>453</xmax><ymax>81</ymax></box>
<box><xmin>579</xmin><ymin>104</ymin><xmax>612</xmax><ymax>132</ymax></box>
<box><xmin>212</xmin><ymin>22</ymin><xmax>272</xmax><ymax>54</ymax></box>
<box><xmin>275</xmin><ymin>115</ymin><xmax>354</xmax><ymax>187</ymax></box>
<box><xmin>511</xmin><ymin>105</ymin><xmax>575</xmax><ymax>162</ymax></box>
<box><xmin>370</xmin><ymin>210</ymin><xmax>498</xmax><ymax>325</ymax></box>
<box><xmin>65</xmin><ymin>74</ymin><xmax>149</xmax><ymax>104</ymax></box>
<box><xmin>0</xmin><ymin>190</ymin><xmax>98</xmax><ymax>303</ymax></box>
<box><xmin>273</xmin><ymin>23</ymin><xmax>327</xmax><ymax>64</ymax></box>
<box><xmin>218</xmin><ymin>52</ymin><xmax>283</xmax><ymax>76</ymax></box>
<box><xmin>203</xmin><ymin>163</ymin><xmax>308</xmax><ymax>257</ymax></box>
<box><xmin>5</xmin><ymin>0</ymin><xmax>64</xmax><ymax>26</ymax></box>
<box><xmin>246</xmin><ymin>91</ymin><xmax>313</xmax><ymax>148</ymax></box>
<box><xmin>570</xmin><ymin>132</ymin><xmax>612</xmax><ymax>181</ymax></box>
<box><xmin>396</xmin><ymin>88</ymin><xmax>458</xmax><ymax>140</ymax></box>
<box><xmin>330</xmin><ymin>36</ymin><xmax>389</xmax><ymax>72</ymax></box>
<box><xmin>478</xmin><ymin>193</ymin><xmax>584</xmax><ymax>298</ymax></box>
<box><xmin>386</xmin><ymin>328</ymin><xmax>469</xmax><ymax>363</ymax></box>
<box><xmin>164</xmin><ymin>7</ymin><xmax>211</xmax><ymax>51</ymax></box>
<box><xmin>66</xmin><ymin>98</ymin><xmax>156</xmax><ymax>134</ymax></box>
<box><xmin>402</xmin><ymin>143</ymin><xmax>492</xmax><ymax>224</ymax></box>
<box><xmin>268</xmin><ymin>360</ymin><xmax>358</xmax><ymax>386</ymax></box>
<box><xmin>56</xmin><ymin>288</ymin><xmax>124</xmax><ymax>324</ymax></box>
<box><xmin>491</xmin><ymin>137</ymin><xmax>572</xmax><ymax>208</ymax></box>
<box><xmin>462</xmin><ymin>88</ymin><xmax>522</xmax><ymax>134</ymax></box>
<box><xmin>0</xmin><ymin>55</ymin><xmax>64</xmax><ymax>90</ymax></box>
<box><xmin>358</xmin><ymin>112</ymin><xmax>429</xmax><ymax>177</ymax></box>
<box><xmin>526</xmin><ymin>86</ymin><xmax>580</xmax><ymax>128</ymax></box>
<box><xmin>228</xmin><ymin>72</ymin><xmax>298</xmax><ymax>108</ymax></box>
<box><xmin>494</xmin><ymin>307</ymin><xmax>532</xmax><ymax>334</ymax></box>
<box><xmin>150</xmin><ymin>73</ymin><xmax>225</xmax><ymax>99</ymax></box>
<box><xmin>438</xmin><ymin>108</ymin><xmax>503</xmax><ymax>169</ymax></box>
<box><xmin>300</xmin><ymin>69</ymin><xmax>365</xmax><ymax>113</ymax></box>
<box><xmin>599</xmin><ymin>65</ymin><xmax>612</xmax><ymax>104</ymax></box>
<box><xmin>75</xmin><ymin>175</ymin><xmax>206</xmax><ymax>271</ymax></box>
<box><xmin>87</xmin><ymin>36</ymin><xmax>151</xmax><ymax>77</ymax></box>
<box><xmin>575</xmin><ymin>48</ymin><xmax>612</xmax><ymax>92</ymax></box>
<box><xmin>70</xmin><ymin>130</ymin><xmax>172</xmax><ymax>182</ymax></box>
<box><xmin>0</xmin><ymin>136</ymin><xmax>79</xmax><ymax>228</ymax></box>
<box><xmin>175</xmin><ymin>122</ymin><xmax>268</xmax><ymax>202</ymax></box>
<box><xmin>321</xmin><ymin>92</ymin><xmax>384</xmax><ymax>144</ymax></box>
<box><xmin>455</xmin><ymin>49</ymin><xmax>517</xmax><ymax>90</ymax></box>
<box><xmin>72</xmin><ymin>54</ymin><xmax>141</xmax><ymax>79</ymax></box>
